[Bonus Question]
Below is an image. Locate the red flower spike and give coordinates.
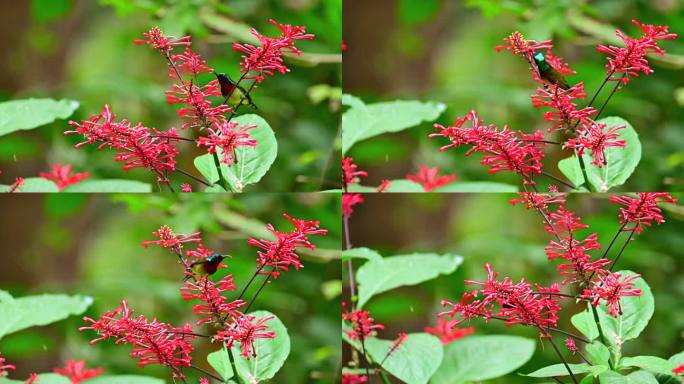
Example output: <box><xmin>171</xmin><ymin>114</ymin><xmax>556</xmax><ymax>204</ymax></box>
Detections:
<box><xmin>384</xmin><ymin>332</ymin><xmax>408</xmax><ymax>359</ymax></box>
<box><xmin>581</xmin><ymin>272</ymin><xmax>641</xmax><ymax>317</ymax></box>
<box><xmin>609</xmin><ymin>193</ymin><xmax>677</xmax><ymax>233</ymax></box>
<box><xmin>530</xmin><ymin>83</ymin><xmax>596</xmax><ymax>131</ymax></box>
<box><xmin>180</xmin><ymin>275</ymin><xmax>244</xmax><ymax>325</ymax></box>
<box><xmin>66</xmin><ymin>105</ymin><xmax>179</xmax><ymax>180</ymax></box>
<box><xmin>171</xmin><ymin>47</ymin><xmax>213</xmax><ymax>78</ymax></box>
<box><xmin>376</xmin><ymin>179</ymin><xmax>391</xmax><ymax>193</ymax></box>
<box><xmin>247</xmin><ymin>214</ymin><xmax>327</xmax><ymax>278</ymax></box>
<box><xmin>165</xmin><ymin>80</ymin><xmax>232</xmax><ymax>130</ymax></box>
<box><xmin>565</xmin><ymin>122</ymin><xmax>626</xmax><ymax>167</ymax></box>
<box><xmin>79</xmin><ymin>300</ymin><xmax>195</xmax><ymax>376</ymax></box>
<box><xmin>495</xmin><ymin>31</ymin><xmax>553</xmax><ymax>58</ymax></box>
<box><xmin>0</xmin><ymin>354</ymin><xmax>15</xmax><ymax>377</ymax></box>
<box><xmin>597</xmin><ymin>19</ymin><xmax>677</xmax><ymax>84</ymax></box>
<box><xmin>510</xmin><ymin>192</ymin><xmax>566</xmax><ymax>211</ymax></box>
<box><xmin>565</xmin><ymin>338</ymin><xmax>577</xmax><ymax>354</ymax></box>
<box><xmin>406</xmin><ymin>165</ymin><xmax>457</xmax><ymax>192</ymax></box>
<box><xmin>342</xmin><ymin>193</ymin><xmax>364</xmax><ymax>217</ymax></box>
<box><xmin>40</xmin><ymin>163</ymin><xmax>89</xmax><ymax>190</ymax></box>
<box><xmin>545</xmin><ymin>51</ymin><xmax>576</xmax><ymax>76</ymax></box>
<box><xmin>142</xmin><ymin>225</ymin><xmax>201</xmax><ymax>254</ymax></box>
<box><xmin>196</xmin><ymin>121</ymin><xmax>257</xmax><ymax>166</ymax></box>
<box><xmin>342</xmin><ymin>157</ymin><xmax>367</xmax><ymax>190</ymax></box>
<box><xmin>53</xmin><ymin>360</ymin><xmax>104</xmax><ymax>384</ymax></box>
<box><xmin>25</xmin><ymin>373</ymin><xmax>39</xmax><ymax>384</ymax></box>
<box><xmin>199</xmin><ymin>378</ymin><xmax>210</xmax><ymax>384</ymax></box>
<box><xmin>216</xmin><ymin>314</ymin><xmax>276</xmax><ymax>359</ymax></box>
<box><xmin>342</xmin><ymin>306</ymin><xmax>384</xmax><ymax>340</ymax></box>
<box><xmin>181</xmin><ymin>183</ymin><xmax>192</xmax><ymax>192</ymax></box>
<box><xmin>424</xmin><ymin>318</ymin><xmax>475</xmax><ymax>345</ymax></box>
<box><xmin>342</xmin><ymin>374</ymin><xmax>369</xmax><ymax>384</ymax></box>
<box><xmin>233</xmin><ymin>19</ymin><xmax>314</xmax><ymax>83</ymax></box>
<box><xmin>134</xmin><ymin>27</ymin><xmax>191</xmax><ymax>55</ymax></box>
<box><xmin>7</xmin><ymin>177</ymin><xmax>24</xmax><ymax>193</ymax></box>
<box><xmin>673</xmin><ymin>365</ymin><xmax>684</xmax><ymax>377</ymax></box>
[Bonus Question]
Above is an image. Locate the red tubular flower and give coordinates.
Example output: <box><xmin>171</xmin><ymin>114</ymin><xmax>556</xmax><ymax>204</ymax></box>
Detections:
<box><xmin>0</xmin><ymin>354</ymin><xmax>15</xmax><ymax>377</ymax></box>
<box><xmin>196</xmin><ymin>121</ymin><xmax>257</xmax><ymax>165</ymax></box>
<box><xmin>430</xmin><ymin>111</ymin><xmax>545</xmax><ymax>184</ymax></box>
<box><xmin>7</xmin><ymin>178</ymin><xmax>24</xmax><ymax>193</ymax></box>
<box><xmin>581</xmin><ymin>272</ymin><xmax>641</xmax><ymax>317</ymax></box>
<box><xmin>165</xmin><ymin>80</ymin><xmax>232</xmax><ymax>130</ymax></box>
<box><xmin>66</xmin><ymin>105</ymin><xmax>179</xmax><ymax>181</ymax></box>
<box><xmin>40</xmin><ymin>163</ymin><xmax>89</xmax><ymax>190</ymax></box>
<box><xmin>609</xmin><ymin>193</ymin><xmax>677</xmax><ymax>233</ymax></box>
<box><xmin>544</xmin><ymin>51</ymin><xmax>576</xmax><ymax>76</ymax></box>
<box><xmin>79</xmin><ymin>300</ymin><xmax>195</xmax><ymax>377</ymax></box>
<box><xmin>342</xmin><ymin>157</ymin><xmax>367</xmax><ymax>189</ymax></box>
<box><xmin>216</xmin><ymin>314</ymin><xmax>276</xmax><ymax>359</ymax></box>
<box><xmin>180</xmin><ymin>276</ymin><xmax>245</xmax><ymax>325</ymax></box>
<box><xmin>673</xmin><ymin>365</ymin><xmax>684</xmax><ymax>377</ymax></box>
<box><xmin>597</xmin><ymin>19</ymin><xmax>677</xmax><ymax>84</ymax></box>
<box><xmin>342</xmin><ymin>374</ymin><xmax>369</xmax><ymax>384</ymax></box>
<box><xmin>376</xmin><ymin>179</ymin><xmax>391</xmax><ymax>193</ymax></box>
<box><xmin>247</xmin><ymin>213</ymin><xmax>327</xmax><ymax>278</ymax></box>
<box><xmin>142</xmin><ymin>225</ymin><xmax>201</xmax><ymax>253</ymax></box>
<box><xmin>342</xmin><ymin>307</ymin><xmax>384</xmax><ymax>340</ymax></box>
<box><xmin>565</xmin><ymin>338</ymin><xmax>577</xmax><ymax>354</ymax></box>
<box><xmin>53</xmin><ymin>360</ymin><xmax>104</xmax><ymax>384</ymax></box>
<box><xmin>233</xmin><ymin>19</ymin><xmax>314</xmax><ymax>83</ymax></box>
<box><xmin>565</xmin><ymin>122</ymin><xmax>626</xmax><ymax>167</ymax></box>
<box><xmin>342</xmin><ymin>193</ymin><xmax>364</xmax><ymax>217</ymax></box>
<box><xmin>199</xmin><ymin>378</ymin><xmax>210</xmax><ymax>384</ymax></box>
<box><xmin>530</xmin><ymin>83</ymin><xmax>596</xmax><ymax>131</ymax></box>
<box><xmin>134</xmin><ymin>27</ymin><xmax>191</xmax><ymax>55</ymax></box>
<box><xmin>424</xmin><ymin>318</ymin><xmax>475</xmax><ymax>345</ymax></box>
<box><xmin>171</xmin><ymin>47</ymin><xmax>213</xmax><ymax>78</ymax></box>
<box><xmin>25</xmin><ymin>373</ymin><xmax>39</xmax><ymax>383</ymax></box>
<box><xmin>510</xmin><ymin>192</ymin><xmax>566</xmax><ymax>211</ymax></box>
<box><xmin>406</xmin><ymin>166</ymin><xmax>457</xmax><ymax>192</ymax></box>
<box><xmin>384</xmin><ymin>332</ymin><xmax>408</xmax><ymax>360</ymax></box>
<box><xmin>439</xmin><ymin>264</ymin><xmax>561</xmax><ymax>331</ymax></box>
<box><xmin>181</xmin><ymin>183</ymin><xmax>192</xmax><ymax>192</ymax></box>
<box><xmin>495</xmin><ymin>31</ymin><xmax>553</xmax><ymax>58</ymax></box>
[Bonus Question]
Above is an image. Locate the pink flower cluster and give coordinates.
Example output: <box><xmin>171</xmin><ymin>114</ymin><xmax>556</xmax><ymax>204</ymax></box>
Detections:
<box><xmin>53</xmin><ymin>360</ymin><xmax>104</xmax><ymax>384</ymax></box>
<box><xmin>610</xmin><ymin>192</ymin><xmax>678</xmax><ymax>233</ymax></box>
<box><xmin>215</xmin><ymin>314</ymin><xmax>276</xmax><ymax>359</ymax></box>
<box><xmin>180</xmin><ymin>275</ymin><xmax>244</xmax><ymax>325</ymax></box>
<box><xmin>342</xmin><ymin>305</ymin><xmax>385</xmax><ymax>341</ymax></box>
<box><xmin>39</xmin><ymin>163</ymin><xmax>90</xmax><ymax>190</ymax></box>
<box><xmin>424</xmin><ymin>318</ymin><xmax>475</xmax><ymax>345</ymax></box>
<box><xmin>406</xmin><ymin>165</ymin><xmax>456</xmax><ymax>192</ymax></box>
<box><xmin>196</xmin><ymin>121</ymin><xmax>258</xmax><ymax>165</ymax></box>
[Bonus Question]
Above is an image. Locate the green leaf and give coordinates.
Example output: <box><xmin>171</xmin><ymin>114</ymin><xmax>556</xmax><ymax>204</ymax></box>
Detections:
<box><xmin>0</xmin><ymin>373</ymin><xmax>71</xmax><ymax>383</ymax></box>
<box><xmin>620</xmin><ymin>355</ymin><xmax>677</xmax><ymax>376</ymax></box>
<box><xmin>356</xmin><ymin>253</ymin><xmax>462</xmax><ymax>308</ymax></box>
<box><xmin>431</xmin><ymin>335</ymin><xmax>535</xmax><ymax>383</ymax></box>
<box><xmin>571</xmin><ymin>309</ymin><xmax>599</xmax><ymax>341</ymax></box>
<box><xmin>342</xmin><ymin>248</ymin><xmax>383</xmax><ymax>262</ymax></box>
<box><xmin>0</xmin><ymin>178</ymin><xmax>59</xmax><ymax>193</ymax></box>
<box><xmin>61</xmin><ymin>180</ymin><xmax>152</xmax><ymax>193</ymax></box>
<box><xmin>557</xmin><ymin>117</ymin><xmax>640</xmax><ymax>192</ymax></box>
<box><xmin>194</xmin><ymin>114</ymin><xmax>276</xmax><ymax>192</ymax></box>
<box><xmin>586</xmin><ymin>342</ymin><xmax>611</xmax><ymax>366</ymax></box>
<box><xmin>86</xmin><ymin>376</ymin><xmax>165</xmax><ymax>384</ymax></box>
<box><xmin>342</xmin><ymin>96</ymin><xmax>445</xmax><ymax>154</ymax></box>
<box><xmin>597</xmin><ymin>271</ymin><xmax>654</xmax><ymax>349</ymax></box>
<box><xmin>0</xmin><ymin>98</ymin><xmax>78</xmax><ymax>137</ymax></box>
<box><xmin>598</xmin><ymin>370</ymin><xmax>658</xmax><ymax>384</ymax></box>
<box><xmin>365</xmin><ymin>333</ymin><xmax>442</xmax><ymax>384</ymax></box>
<box><xmin>232</xmin><ymin>311</ymin><xmax>289</xmax><ymax>383</ymax></box>
<box><xmin>0</xmin><ymin>291</ymin><xmax>92</xmax><ymax>339</ymax></box>
<box><xmin>432</xmin><ymin>181</ymin><xmax>519</xmax><ymax>192</ymax></box>
<box><xmin>207</xmin><ymin>347</ymin><xmax>234</xmax><ymax>381</ymax></box>
<box><xmin>525</xmin><ymin>363</ymin><xmax>606</xmax><ymax>377</ymax></box>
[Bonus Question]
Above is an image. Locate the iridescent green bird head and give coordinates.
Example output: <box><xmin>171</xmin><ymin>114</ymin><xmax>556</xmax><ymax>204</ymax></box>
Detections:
<box><xmin>532</xmin><ymin>51</ymin><xmax>570</xmax><ymax>90</ymax></box>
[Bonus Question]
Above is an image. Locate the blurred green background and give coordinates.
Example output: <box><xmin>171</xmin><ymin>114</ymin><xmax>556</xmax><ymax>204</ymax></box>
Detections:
<box><xmin>0</xmin><ymin>193</ymin><xmax>341</xmax><ymax>382</ymax></box>
<box><xmin>0</xmin><ymin>0</ymin><xmax>342</xmax><ymax>191</ymax></box>
<box><xmin>343</xmin><ymin>0</ymin><xmax>684</xmax><ymax>191</ymax></box>
<box><xmin>344</xmin><ymin>193</ymin><xmax>684</xmax><ymax>383</ymax></box>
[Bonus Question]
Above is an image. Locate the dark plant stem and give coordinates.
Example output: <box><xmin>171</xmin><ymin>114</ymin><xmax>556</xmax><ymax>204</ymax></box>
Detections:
<box><xmin>360</xmin><ymin>336</ymin><xmax>372</xmax><ymax>382</ymax></box>
<box><xmin>378</xmin><ymin>370</ymin><xmax>391</xmax><ymax>384</ymax></box>
<box><xmin>343</xmin><ymin>213</ymin><xmax>357</xmax><ymax>307</ymax></box>
<box><xmin>226</xmin><ymin>345</ymin><xmax>243</xmax><ymax>384</ymax></box>
<box><xmin>522</xmin><ymin>139</ymin><xmax>562</xmax><ymax>145</ymax></box>
<box><xmin>175</xmin><ymin>166</ymin><xmax>212</xmax><ymax>187</ymax></box>
<box><xmin>586</xmin><ymin>223</ymin><xmax>627</xmax><ymax>282</ymax></box>
<box><xmin>243</xmin><ymin>268</ymin><xmax>273</xmax><ymax>314</ymax></box>
<box><xmin>576</xmin><ymin>153</ymin><xmax>593</xmax><ymax>192</ymax></box>
<box><xmin>543</xmin><ymin>333</ymin><xmax>579</xmax><ymax>384</ymax></box>
<box><xmin>189</xmin><ymin>364</ymin><xmax>224</xmax><ymax>382</ymax></box>
<box><xmin>212</xmin><ymin>153</ymin><xmax>231</xmax><ymax>191</ymax></box>
<box><xmin>608</xmin><ymin>229</ymin><xmax>636</xmax><ymax>272</ymax></box>
<box><xmin>576</xmin><ymin>350</ymin><xmax>592</xmax><ymax>366</ymax></box>
<box><xmin>540</xmin><ymin>170</ymin><xmax>576</xmax><ymax>189</ymax></box>
<box><xmin>237</xmin><ymin>266</ymin><xmax>265</xmax><ymax>301</ymax></box>
<box><xmin>593</xmin><ymin>76</ymin><xmax>625</xmax><ymax>121</ymax></box>
<box><xmin>591</xmin><ymin>305</ymin><xmax>614</xmax><ymax>369</ymax></box>
<box><xmin>551</xmin><ymin>377</ymin><xmax>567</xmax><ymax>384</ymax></box>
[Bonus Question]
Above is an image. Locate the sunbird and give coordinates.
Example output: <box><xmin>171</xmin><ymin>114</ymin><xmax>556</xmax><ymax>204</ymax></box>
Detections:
<box><xmin>188</xmin><ymin>253</ymin><xmax>229</xmax><ymax>278</ymax></box>
<box><xmin>532</xmin><ymin>51</ymin><xmax>570</xmax><ymax>90</ymax></box>
<box><xmin>213</xmin><ymin>72</ymin><xmax>258</xmax><ymax>109</ymax></box>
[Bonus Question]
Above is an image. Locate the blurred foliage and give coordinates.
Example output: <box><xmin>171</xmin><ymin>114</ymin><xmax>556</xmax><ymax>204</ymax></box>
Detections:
<box><xmin>0</xmin><ymin>0</ymin><xmax>341</xmax><ymax>191</ymax></box>
<box><xmin>344</xmin><ymin>193</ymin><xmax>684</xmax><ymax>383</ymax></box>
<box><xmin>0</xmin><ymin>193</ymin><xmax>341</xmax><ymax>383</ymax></box>
<box><xmin>344</xmin><ymin>0</ymin><xmax>684</xmax><ymax>191</ymax></box>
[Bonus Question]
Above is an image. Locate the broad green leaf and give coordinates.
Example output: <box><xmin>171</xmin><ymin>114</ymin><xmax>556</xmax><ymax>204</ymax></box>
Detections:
<box><xmin>525</xmin><ymin>363</ymin><xmax>607</xmax><ymax>377</ymax></box>
<box><xmin>232</xmin><ymin>311</ymin><xmax>289</xmax><ymax>383</ymax></box>
<box><xmin>431</xmin><ymin>335</ymin><xmax>535</xmax><ymax>384</ymax></box>
<box><xmin>598</xmin><ymin>370</ymin><xmax>658</xmax><ymax>383</ymax></box>
<box><xmin>342</xmin><ymin>248</ymin><xmax>383</xmax><ymax>262</ymax></box>
<box><xmin>0</xmin><ymin>373</ymin><xmax>71</xmax><ymax>383</ymax></box>
<box><xmin>0</xmin><ymin>292</ymin><xmax>92</xmax><ymax>339</ymax></box>
<box><xmin>194</xmin><ymin>114</ymin><xmax>276</xmax><ymax>192</ymax></box>
<box><xmin>433</xmin><ymin>181</ymin><xmax>519</xmax><ymax>192</ymax></box>
<box><xmin>0</xmin><ymin>178</ymin><xmax>59</xmax><ymax>193</ymax></box>
<box><xmin>0</xmin><ymin>98</ymin><xmax>78</xmax><ymax>136</ymax></box>
<box><xmin>668</xmin><ymin>352</ymin><xmax>684</xmax><ymax>383</ymax></box>
<box><xmin>571</xmin><ymin>308</ymin><xmax>599</xmax><ymax>341</ymax></box>
<box><xmin>558</xmin><ymin>117</ymin><xmax>640</xmax><ymax>192</ymax></box>
<box><xmin>207</xmin><ymin>347</ymin><xmax>234</xmax><ymax>381</ymax></box>
<box><xmin>586</xmin><ymin>342</ymin><xmax>611</xmax><ymax>366</ymax></box>
<box><xmin>620</xmin><ymin>356</ymin><xmax>677</xmax><ymax>376</ymax></box>
<box><xmin>346</xmin><ymin>179</ymin><xmax>424</xmax><ymax>193</ymax></box>
<box><xmin>86</xmin><ymin>376</ymin><xmax>165</xmax><ymax>384</ymax></box>
<box><xmin>365</xmin><ymin>333</ymin><xmax>442</xmax><ymax>384</ymax></box>
<box><xmin>597</xmin><ymin>271</ymin><xmax>654</xmax><ymax>349</ymax></box>
<box><xmin>61</xmin><ymin>180</ymin><xmax>152</xmax><ymax>193</ymax></box>
<box><xmin>356</xmin><ymin>253</ymin><xmax>462</xmax><ymax>308</ymax></box>
<box><xmin>342</xmin><ymin>96</ymin><xmax>445</xmax><ymax>154</ymax></box>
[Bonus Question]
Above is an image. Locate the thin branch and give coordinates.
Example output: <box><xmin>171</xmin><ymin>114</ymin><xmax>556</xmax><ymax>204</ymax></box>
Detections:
<box><xmin>540</xmin><ymin>170</ymin><xmax>576</xmax><ymax>190</ymax></box>
<box><xmin>544</xmin><ymin>333</ymin><xmax>579</xmax><ymax>384</ymax></box>
<box><xmin>189</xmin><ymin>364</ymin><xmax>224</xmax><ymax>382</ymax></box>
<box><xmin>174</xmin><ymin>166</ymin><xmax>212</xmax><ymax>187</ymax></box>
<box><xmin>608</xmin><ymin>229</ymin><xmax>636</xmax><ymax>272</ymax></box>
